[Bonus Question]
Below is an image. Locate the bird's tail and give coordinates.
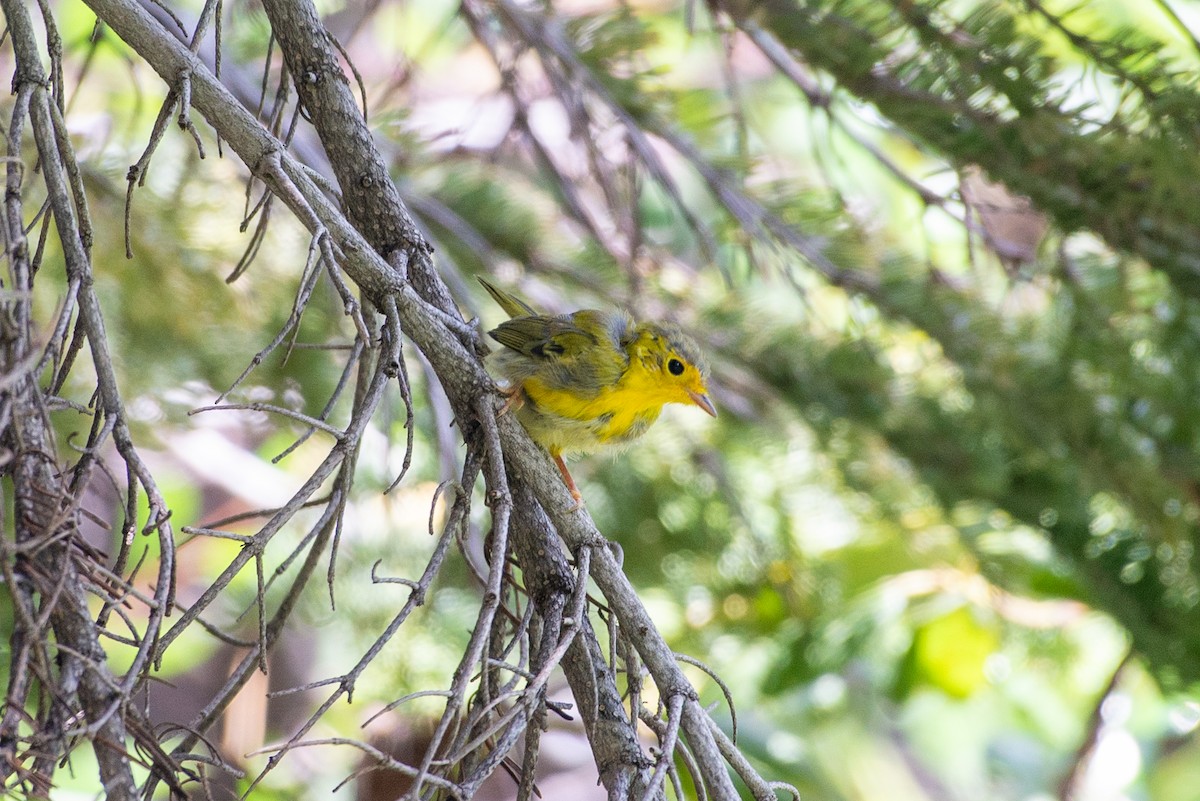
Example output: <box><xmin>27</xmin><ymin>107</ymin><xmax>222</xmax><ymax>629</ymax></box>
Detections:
<box><xmin>477</xmin><ymin>275</ymin><xmax>539</xmax><ymax>318</ymax></box>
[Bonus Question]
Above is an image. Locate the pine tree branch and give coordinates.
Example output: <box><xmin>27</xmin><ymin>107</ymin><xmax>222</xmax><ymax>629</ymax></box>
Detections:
<box><xmin>718</xmin><ymin>0</ymin><xmax>1200</xmax><ymax>299</ymax></box>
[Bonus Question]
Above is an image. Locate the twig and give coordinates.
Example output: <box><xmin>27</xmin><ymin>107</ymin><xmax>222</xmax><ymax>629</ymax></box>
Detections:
<box><xmin>640</xmin><ymin>692</ymin><xmax>686</xmax><ymax>801</ymax></box>
<box><xmin>189</xmin><ymin>402</ymin><xmax>346</xmax><ymax>437</ymax></box>
<box><xmin>250</xmin><ymin>737</ymin><xmax>464</xmax><ymax>795</ymax></box>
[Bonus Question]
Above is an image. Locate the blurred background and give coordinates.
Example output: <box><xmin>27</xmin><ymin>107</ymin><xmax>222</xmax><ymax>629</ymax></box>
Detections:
<box><xmin>13</xmin><ymin>0</ymin><xmax>1200</xmax><ymax>798</ymax></box>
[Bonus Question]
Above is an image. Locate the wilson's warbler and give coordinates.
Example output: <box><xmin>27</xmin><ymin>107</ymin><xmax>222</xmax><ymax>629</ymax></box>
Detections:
<box><xmin>479</xmin><ymin>276</ymin><xmax>717</xmax><ymax>504</ymax></box>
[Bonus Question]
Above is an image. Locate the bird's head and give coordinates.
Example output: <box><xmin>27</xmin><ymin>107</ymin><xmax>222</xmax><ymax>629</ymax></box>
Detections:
<box><xmin>627</xmin><ymin>323</ymin><xmax>717</xmax><ymax>417</ymax></box>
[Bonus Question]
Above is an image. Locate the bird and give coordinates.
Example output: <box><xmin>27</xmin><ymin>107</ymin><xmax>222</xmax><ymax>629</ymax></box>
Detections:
<box><xmin>478</xmin><ymin>276</ymin><xmax>717</xmax><ymax>506</ymax></box>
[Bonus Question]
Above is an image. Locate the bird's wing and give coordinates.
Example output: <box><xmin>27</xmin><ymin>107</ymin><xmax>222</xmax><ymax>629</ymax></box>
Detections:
<box><xmin>489</xmin><ymin>311</ymin><xmax>629</xmax><ymax>391</ymax></box>
<box><xmin>488</xmin><ymin>315</ymin><xmax>596</xmax><ymax>358</ymax></box>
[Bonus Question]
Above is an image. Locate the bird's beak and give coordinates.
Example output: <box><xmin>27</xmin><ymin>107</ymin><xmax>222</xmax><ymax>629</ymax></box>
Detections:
<box><xmin>687</xmin><ymin>390</ymin><xmax>718</xmax><ymax>417</ymax></box>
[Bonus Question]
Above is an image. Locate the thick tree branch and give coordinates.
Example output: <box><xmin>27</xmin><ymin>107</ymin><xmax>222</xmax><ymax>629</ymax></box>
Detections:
<box><xmin>1</xmin><ymin>0</ymin><xmax>143</xmax><ymax>797</ymax></box>
<box><xmin>508</xmin><ymin>482</ymin><xmax>653</xmax><ymax>798</ymax></box>
<box><xmin>258</xmin><ymin>0</ymin><xmax>457</xmax><ymax>314</ymax></box>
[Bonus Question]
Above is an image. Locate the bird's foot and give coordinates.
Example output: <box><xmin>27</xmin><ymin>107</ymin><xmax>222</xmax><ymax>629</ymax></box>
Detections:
<box><xmin>497</xmin><ymin>384</ymin><xmax>524</xmax><ymax>416</ymax></box>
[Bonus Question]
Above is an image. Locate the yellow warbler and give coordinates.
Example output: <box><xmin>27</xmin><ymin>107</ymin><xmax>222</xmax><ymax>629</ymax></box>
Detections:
<box><xmin>479</xmin><ymin>276</ymin><xmax>717</xmax><ymax>504</ymax></box>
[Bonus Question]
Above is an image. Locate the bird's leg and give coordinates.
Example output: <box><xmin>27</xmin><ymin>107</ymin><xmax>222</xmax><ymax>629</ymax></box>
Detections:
<box><xmin>495</xmin><ymin>386</ymin><xmax>581</xmax><ymax>508</ymax></box>
<box><xmin>553</xmin><ymin>453</ymin><xmax>584</xmax><ymax>509</ymax></box>
<box><xmin>497</xmin><ymin>383</ymin><xmax>525</xmax><ymax>416</ymax></box>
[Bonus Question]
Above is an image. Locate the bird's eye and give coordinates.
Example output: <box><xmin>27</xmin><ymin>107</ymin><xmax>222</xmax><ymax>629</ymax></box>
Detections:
<box><xmin>667</xmin><ymin>358</ymin><xmax>685</xmax><ymax>376</ymax></box>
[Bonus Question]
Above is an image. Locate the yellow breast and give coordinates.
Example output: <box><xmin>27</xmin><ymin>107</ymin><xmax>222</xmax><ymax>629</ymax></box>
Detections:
<box><xmin>520</xmin><ymin>367</ymin><xmax>668</xmax><ymax>454</ymax></box>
